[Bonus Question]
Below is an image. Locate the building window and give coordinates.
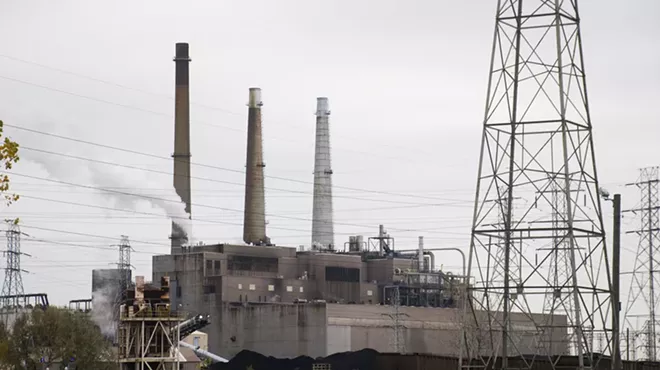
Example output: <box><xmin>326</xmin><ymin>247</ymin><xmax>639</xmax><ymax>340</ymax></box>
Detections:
<box><xmin>238</xmin><ymin>284</ymin><xmax>243</xmax><ymax>290</ymax></box>
<box><xmin>176</xmin><ymin>286</ymin><xmax>182</xmax><ymax>298</ymax></box>
<box><xmin>325</xmin><ymin>266</ymin><xmax>360</xmax><ymax>282</ymax></box>
<box><xmin>286</xmin><ymin>286</ymin><xmax>293</xmax><ymax>292</ymax></box>
<box><xmin>203</xmin><ymin>285</ymin><xmax>216</xmax><ymax>294</ymax></box>
<box><xmin>268</xmin><ymin>285</ymin><xmax>275</xmax><ymax>292</ymax></box>
<box><xmin>228</xmin><ymin>255</ymin><xmax>278</xmax><ymax>272</ymax></box>
<box><xmin>249</xmin><ymin>284</ymin><xmax>256</xmax><ymax>291</ymax></box>
<box><xmin>206</xmin><ymin>260</ymin><xmax>212</xmax><ymax>270</ymax></box>
<box><xmin>299</xmin><ymin>286</ymin><xmax>304</xmax><ymax>293</ymax></box>
<box><xmin>193</xmin><ymin>337</ymin><xmax>199</xmax><ymax>347</ymax></box>
<box><xmin>214</xmin><ymin>260</ymin><xmax>220</xmax><ymax>270</ymax></box>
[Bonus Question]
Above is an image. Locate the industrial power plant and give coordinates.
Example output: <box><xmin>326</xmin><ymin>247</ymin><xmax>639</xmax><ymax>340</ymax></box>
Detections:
<box><xmin>2</xmin><ymin>2</ymin><xmax>660</xmax><ymax>370</ymax></box>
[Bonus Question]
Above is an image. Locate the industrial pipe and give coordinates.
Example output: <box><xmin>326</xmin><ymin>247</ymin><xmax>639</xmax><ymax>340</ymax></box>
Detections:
<box><xmin>418</xmin><ymin>236</ymin><xmax>425</xmax><ymax>272</ymax></box>
<box><xmin>397</xmin><ymin>251</ymin><xmax>435</xmax><ymax>274</ymax></box>
<box><xmin>179</xmin><ymin>341</ymin><xmax>229</xmax><ymax>363</ymax></box>
<box><xmin>397</xmin><ymin>247</ymin><xmax>466</xmax><ymax>278</ymax></box>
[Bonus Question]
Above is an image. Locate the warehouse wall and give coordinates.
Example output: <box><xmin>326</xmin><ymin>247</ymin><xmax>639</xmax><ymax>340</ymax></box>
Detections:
<box><xmin>326</xmin><ymin>303</ymin><xmax>462</xmax><ymax>356</ymax></box>
<box><xmin>205</xmin><ymin>302</ymin><xmax>328</xmax><ymax>359</ymax></box>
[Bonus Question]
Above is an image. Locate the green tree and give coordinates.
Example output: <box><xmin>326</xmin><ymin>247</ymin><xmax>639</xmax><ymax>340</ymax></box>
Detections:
<box><xmin>0</xmin><ymin>120</ymin><xmax>20</xmax><ymax>222</ymax></box>
<box><xmin>1</xmin><ymin>306</ymin><xmax>115</xmax><ymax>369</ymax></box>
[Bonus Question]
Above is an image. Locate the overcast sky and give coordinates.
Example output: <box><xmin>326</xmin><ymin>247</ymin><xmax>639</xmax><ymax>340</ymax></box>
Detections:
<box><xmin>0</xmin><ymin>0</ymin><xmax>658</xmax><ymax>306</ymax></box>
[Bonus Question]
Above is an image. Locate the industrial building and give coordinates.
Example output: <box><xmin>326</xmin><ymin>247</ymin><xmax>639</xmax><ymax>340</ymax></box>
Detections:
<box><xmin>152</xmin><ymin>238</ymin><xmax>568</xmax><ymax>359</ymax></box>
<box><xmin>142</xmin><ymin>40</ymin><xmax>571</xmax><ymax>361</ymax></box>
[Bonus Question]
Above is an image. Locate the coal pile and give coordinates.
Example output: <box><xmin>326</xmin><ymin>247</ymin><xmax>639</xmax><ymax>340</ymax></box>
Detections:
<box><xmin>323</xmin><ymin>348</ymin><xmax>380</xmax><ymax>370</ymax></box>
<box><xmin>210</xmin><ymin>350</ymin><xmax>314</xmax><ymax>370</ymax></box>
<box><xmin>210</xmin><ymin>348</ymin><xmax>380</xmax><ymax>370</ymax></box>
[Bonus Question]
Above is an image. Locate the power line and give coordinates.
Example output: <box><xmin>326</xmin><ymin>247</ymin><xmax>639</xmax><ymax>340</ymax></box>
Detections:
<box><xmin>0</xmin><ymin>52</ymin><xmax>444</xmax><ymax>160</ymax></box>
<box><xmin>19</xmin><ymin>146</ymin><xmax>463</xmax><ymax>207</ymax></box>
<box><xmin>0</xmin><ymin>80</ymin><xmax>440</xmax><ymax>167</ymax></box>
<box><xmin>9</xmin><ymin>125</ymin><xmax>473</xmax><ymax>203</ymax></box>
<box><xmin>20</xmin><ymin>225</ymin><xmax>169</xmax><ymax>248</ymax></box>
<box><xmin>14</xmin><ymin>194</ymin><xmax>371</xmax><ymax>237</ymax></box>
<box><xmin>13</xmin><ymin>172</ymin><xmax>467</xmax><ymax>236</ymax></box>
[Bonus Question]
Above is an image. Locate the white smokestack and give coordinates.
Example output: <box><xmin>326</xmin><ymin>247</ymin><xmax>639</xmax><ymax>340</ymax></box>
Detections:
<box><xmin>311</xmin><ymin>97</ymin><xmax>334</xmax><ymax>250</ymax></box>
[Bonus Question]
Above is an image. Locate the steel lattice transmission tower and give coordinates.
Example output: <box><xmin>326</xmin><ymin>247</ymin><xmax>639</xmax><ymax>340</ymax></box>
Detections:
<box><xmin>383</xmin><ymin>286</ymin><xmax>408</xmax><ymax>354</ymax></box>
<box><xmin>539</xmin><ymin>177</ymin><xmax>576</xmax><ymax>355</ymax></box>
<box><xmin>461</xmin><ymin>2</ymin><xmax>611</xmax><ymax>369</ymax></box>
<box><xmin>1</xmin><ymin>224</ymin><xmax>29</xmax><ymax>308</ymax></box>
<box><xmin>118</xmin><ymin>235</ymin><xmax>132</xmax><ymax>302</ymax></box>
<box><xmin>623</xmin><ymin>167</ymin><xmax>660</xmax><ymax>361</ymax></box>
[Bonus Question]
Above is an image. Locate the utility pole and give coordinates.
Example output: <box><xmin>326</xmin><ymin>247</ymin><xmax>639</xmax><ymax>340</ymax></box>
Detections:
<box><xmin>612</xmin><ymin>194</ymin><xmax>622</xmax><ymax>370</ymax></box>
<box><xmin>601</xmin><ymin>189</ymin><xmax>621</xmax><ymax>369</ymax></box>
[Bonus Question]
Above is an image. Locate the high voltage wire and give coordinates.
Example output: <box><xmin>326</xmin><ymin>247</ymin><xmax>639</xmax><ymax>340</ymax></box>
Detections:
<box><xmin>9</xmin><ymin>216</ymin><xmax>470</xmax><ymax>225</ymax></box>
<box><xmin>12</xmin><ymin>172</ymin><xmax>468</xmax><ymax>236</ymax></box>
<box><xmin>1</xmin><ymin>211</ymin><xmax>475</xmax><ymax>223</ymax></box>
<box><xmin>0</xmin><ymin>52</ymin><xmax>441</xmax><ymax>160</ymax></box>
<box><xmin>19</xmin><ymin>229</ymin><xmax>468</xmax><ymax>263</ymax></box>
<box><xmin>0</xmin><ymin>78</ymin><xmax>438</xmax><ymax>166</ymax></box>
<box><xmin>16</xmin><ymin>194</ymin><xmax>469</xmax><ymax>241</ymax></box>
<box><xmin>5</xmin><ymin>201</ymin><xmax>458</xmax><ymax>216</ymax></box>
<box><xmin>21</xmin><ymin>225</ymin><xmax>169</xmax><ymax>248</ymax></box>
<box><xmin>12</xmin><ymin>181</ymin><xmax>483</xmax><ymax>195</ymax></box>
<box><xmin>18</xmin><ymin>145</ymin><xmax>469</xmax><ymax>207</ymax></box>
<box><xmin>9</xmin><ymin>125</ymin><xmax>474</xmax><ymax>204</ymax></box>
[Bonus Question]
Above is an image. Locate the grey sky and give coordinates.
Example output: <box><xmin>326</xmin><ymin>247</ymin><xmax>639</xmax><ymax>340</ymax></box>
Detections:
<box><xmin>0</xmin><ymin>0</ymin><xmax>658</xmax><ymax>306</ymax></box>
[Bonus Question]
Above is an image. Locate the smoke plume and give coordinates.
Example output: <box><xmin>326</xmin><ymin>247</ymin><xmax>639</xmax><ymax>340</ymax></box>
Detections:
<box><xmin>88</xmin><ymin>165</ymin><xmax>193</xmax><ymax>243</ymax></box>
<box><xmin>23</xmin><ymin>147</ymin><xmax>193</xmax><ymax>243</ymax></box>
<box><xmin>91</xmin><ymin>285</ymin><xmax>118</xmax><ymax>340</ymax></box>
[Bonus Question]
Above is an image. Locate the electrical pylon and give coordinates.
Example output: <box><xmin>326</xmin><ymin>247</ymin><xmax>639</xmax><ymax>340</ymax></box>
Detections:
<box><xmin>1</xmin><ymin>224</ymin><xmax>29</xmax><ymax>309</ymax></box>
<box><xmin>383</xmin><ymin>286</ymin><xmax>408</xmax><ymax>354</ymax></box>
<box><xmin>539</xmin><ymin>177</ymin><xmax>575</xmax><ymax>355</ymax></box>
<box><xmin>623</xmin><ymin>167</ymin><xmax>660</xmax><ymax>361</ymax></box>
<box><xmin>461</xmin><ymin>2</ymin><xmax>611</xmax><ymax>370</ymax></box>
<box><xmin>118</xmin><ymin>235</ymin><xmax>132</xmax><ymax>301</ymax></box>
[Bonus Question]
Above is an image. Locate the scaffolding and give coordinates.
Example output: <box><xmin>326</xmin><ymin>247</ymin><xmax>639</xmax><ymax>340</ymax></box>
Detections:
<box><xmin>117</xmin><ymin>276</ymin><xmax>183</xmax><ymax>370</ymax></box>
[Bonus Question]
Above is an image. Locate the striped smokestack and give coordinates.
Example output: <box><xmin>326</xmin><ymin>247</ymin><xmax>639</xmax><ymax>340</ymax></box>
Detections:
<box><xmin>243</xmin><ymin>88</ymin><xmax>269</xmax><ymax>245</ymax></box>
<box><xmin>311</xmin><ymin>97</ymin><xmax>334</xmax><ymax>250</ymax></box>
<box><xmin>171</xmin><ymin>42</ymin><xmax>192</xmax><ymax>254</ymax></box>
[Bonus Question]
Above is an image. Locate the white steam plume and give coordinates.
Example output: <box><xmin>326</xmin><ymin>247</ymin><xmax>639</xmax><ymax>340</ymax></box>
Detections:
<box><xmin>23</xmin><ymin>147</ymin><xmax>193</xmax><ymax>243</ymax></box>
<box><xmin>91</xmin><ymin>285</ymin><xmax>118</xmax><ymax>340</ymax></box>
<box><xmin>88</xmin><ymin>165</ymin><xmax>193</xmax><ymax>243</ymax></box>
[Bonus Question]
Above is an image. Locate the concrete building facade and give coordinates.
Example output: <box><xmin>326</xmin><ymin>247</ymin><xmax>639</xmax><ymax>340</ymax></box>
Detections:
<box><xmin>152</xmin><ymin>243</ymin><xmax>565</xmax><ymax>359</ymax></box>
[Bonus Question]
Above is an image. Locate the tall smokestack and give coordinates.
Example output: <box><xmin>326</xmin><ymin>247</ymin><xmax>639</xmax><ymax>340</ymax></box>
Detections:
<box><xmin>243</xmin><ymin>88</ymin><xmax>269</xmax><ymax>245</ymax></box>
<box><xmin>311</xmin><ymin>97</ymin><xmax>334</xmax><ymax>250</ymax></box>
<box><xmin>171</xmin><ymin>42</ymin><xmax>192</xmax><ymax>254</ymax></box>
